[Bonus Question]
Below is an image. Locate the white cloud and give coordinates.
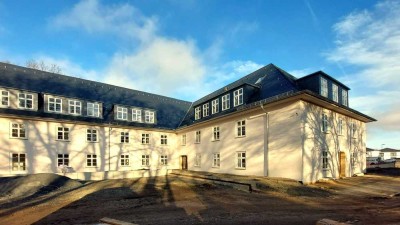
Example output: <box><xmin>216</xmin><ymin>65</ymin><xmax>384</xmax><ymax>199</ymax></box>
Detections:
<box><xmin>288</xmin><ymin>68</ymin><xmax>315</xmax><ymax>78</ymax></box>
<box><xmin>327</xmin><ymin>0</ymin><xmax>400</xmax><ymax>147</ymax></box>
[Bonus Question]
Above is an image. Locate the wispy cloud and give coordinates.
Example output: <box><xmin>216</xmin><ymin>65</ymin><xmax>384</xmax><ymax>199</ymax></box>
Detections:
<box><xmin>326</xmin><ymin>0</ymin><xmax>400</xmax><ymax>147</ymax></box>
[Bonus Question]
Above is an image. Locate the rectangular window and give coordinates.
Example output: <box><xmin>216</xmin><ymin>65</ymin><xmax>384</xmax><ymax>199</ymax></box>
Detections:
<box><xmin>12</xmin><ymin>153</ymin><xmax>26</xmax><ymax>171</ymax></box>
<box><xmin>342</xmin><ymin>90</ymin><xmax>348</xmax><ymax>106</ymax></box>
<box><xmin>142</xmin><ymin>133</ymin><xmax>150</xmax><ymax>144</ymax></box>
<box><xmin>322</xmin><ymin>114</ymin><xmax>329</xmax><ymax>133</ymax></box>
<box><xmin>195</xmin><ymin>153</ymin><xmax>201</xmax><ymax>167</ymax></box>
<box><xmin>120</xmin><ymin>132</ymin><xmax>129</xmax><ymax>143</ymax></box>
<box><xmin>161</xmin><ymin>155</ymin><xmax>168</xmax><ymax>165</ymax></box>
<box><xmin>379</xmin><ymin>152</ymin><xmax>384</xmax><ymax>158</ymax></box>
<box><xmin>145</xmin><ymin>111</ymin><xmax>155</xmax><ymax>123</ymax></box>
<box><xmin>87</xmin><ymin>129</ymin><xmax>97</xmax><ymax>142</ymax></box>
<box><xmin>195</xmin><ymin>130</ymin><xmax>201</xmax><ymax>143</ymax></box>
<box><xmin>11</xmin><ymin>123</ymin><xmax>26</xmax><ymax>138</ymax></box>
<box><xmin>132</xmin><ymin>108</ymin><xmax>142</xmax><ymax>122</ymax></box>
<box><xmin>87</xmin><ymin>102</ymin><xmax>100</xmax><ymax>117</ymax></box>
<box><xmin>68</xmin><ymin>100</ymin><xmax>81</xmax><ymax>115</ymax></box>
<box><xmin>120</xmin><ymin>154</ymin><xmax>130</xmax><ymax>166</ymax></box>
<box><xmin>181</xmin><ymin>134</ymin><xmax>186</xmax><ymax>146</ymax></box>
<box><xmin>86</xmin><ymin>154</ymin><xmax>97</xmax><ymax>167</ymax></box>
<box><xmin>203</xmin><ymin>103</ymin><xmax>209</xmax><ymax>117</ymax></box>
<box><xmin>390</xmin><ymin>153</ymin><xmax>396</xmax><ymax>158</ymax></box>
<box><xmin>233</xmin><ymin>88</ymin><xmax>243</xmax><ymax>107</ymax></box>
<box><xmin>142</xmin><ymin>155</ymin><xmax>150</xmax><ymax>166</ymax></box>
<box><xmin>213</xmin><ymin>126</ymin><xmax>220</xmax><ymax>141</ymax></box>
<box><xmin>211</xmin><ymin>99</ymin><xmax>219</xmax><ymax>114</ymax></box>
<box><xmin>322</xmin><ymin>151</ymin><xmax>328</xmax><ymax>170</ymax></box>
<box><xmin>1</xmin><ymin>90</ymin><xmax>9</xmax><ymax>107</ymax></box>
<box><xmin>321</xmin><ymin>78</ymin><xmax>328</xmax><ymax>97</ymax></box>
<box><xmin>332</xmin><ymin>84</ymin><xmax>338</xmax><ymax>102</ymax></box>
<box><xmin>338</xmin><ymin>119</ymin><xmax>343</xmax><ymax>135</ymax></box>
<box><xmin>195</xmin><ymin>107</ymin><xmax>201</xmax><ymax>120</ymax></box>
<box><xmin>222</xmin><ymin>94</ymin><xmax>230</xmax><ymax>111</ymax></box>
<box><xmin>57</xmin><ymin>127</ymin><xmax>69</xmax><ymax>141</ymax></box>
<box><xmin>117</xmin><ymin>107</ymin><xmax>128</xmax><ymax>120</ymax></box>
<box><xmin>48</xmin><ymin>97</ymin><xmax>62</xmax><ymax>112</ymax></box>
<box><xmin>19</xmin><ymin>93</ymin><xmax>33</xmax><ymax>109</ymax></box>
<box><xmin>213</xmin><ymin>153</ymin><xmax>220</xmax><ymax>168</ymax></box>
<box><xmin>57</xmin><ymin>154</ymin><xmax>69</xmax><ymax>166</ymax></box>
<box><xmin>237</xmin><ymin>120</ymin><xmax>246</xmax><ymax>137</ymax></box>
<box><xmin>350</xmin><ymin>123</ymin><xmax>356</xmax><ymax>138</ymax></box>
<box><xmin>236</xmin><ymin>152</ymin><xmax>246</xmax><ymax>169</ymax></box>
<box><xmin>161</xmin><ymin>135</ymin><xmax>168</xmax><ymax>145</ymax></box>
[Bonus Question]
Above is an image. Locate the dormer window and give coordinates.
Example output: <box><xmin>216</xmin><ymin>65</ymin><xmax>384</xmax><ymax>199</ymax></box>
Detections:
<box><xmin>195</xmin><ymin>107</ymin><xmax>201</xmax><ymax>120</ymax></box>
<box><xmin>117</xmin><ymin>106</ymin><xmax>128</xmax><ymax>120</ymax></box>
<box><xmin>222</xmin><ymin>94</ymin><xmax>230</xmax><ymax>111</ymax></box>
<box><xmin>87</xmin><ymin>102</ymin><xmax>100</xmax><ymax>117</ymax></box>
<box><xmin>233</xmin><ymin>88</ymin><xmax>243</xmax><ymax>107</ymax></box>
<box><xmin>211</xmin><ymin>99</ymin><xmax>219</xmax><ymax>114</ymax></box>
<box><xmin>48</xmin><ymin>97</ymin><xmax>62</xmax><ymax>112</ymax></box>
<box><xmin>68</xmin><ymin>100</ymin><xmax>81</xmax><ymax>115</ymax></box>
<box><xmin>19</xmin><ymin>93</ymin><xmax>33</xmax><ymax>109</ymax></box>
<box><xmin>132</xmin><ymin>108</ymin><xmax>142</xmax><ymax>122</ymax></box>
<box><xmin>321</xmin><ymin>78</ymin><xmax>328</xmax><ymax>98</ymax></box>
<box><xmin>1</xmin><ymin>90</ymin><xmax>9</xmax><ymax>107</ymax></box>
<box><xmin>332</xmin><ymin>84</ymin><xmax>338</xmax><ymax>102</ymax></box>
<box><xmin>342</xmin><ymin>90</ymin><xmax>348</xmax><ymax>106</ymax></box>
<box><xmin>145</xmin><ymin>110</ymin><xmax>155</xmax><ymax>123</ymax></box>
<box><xmin>203</xmin><ymin>103</ymin><xmax>209</xmax><ymax>117</ymax></box>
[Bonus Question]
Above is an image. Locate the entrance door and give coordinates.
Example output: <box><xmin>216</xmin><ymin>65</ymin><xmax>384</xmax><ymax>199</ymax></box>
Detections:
<box><xmin>339</xmin><ymin>152</ymin><xmax>346</xmax><ymax>177</ymax></box>
<box><xmin>181</xmin><ymin>155</ymin><xmax>188</xmax><ymax>170</ymax></box>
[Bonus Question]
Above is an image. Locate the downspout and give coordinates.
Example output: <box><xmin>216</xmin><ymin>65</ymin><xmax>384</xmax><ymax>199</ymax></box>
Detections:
<box><xmin>260</xmin><ymin>104</ymin><xmax>269</xmax><ymax>177</ymax></box>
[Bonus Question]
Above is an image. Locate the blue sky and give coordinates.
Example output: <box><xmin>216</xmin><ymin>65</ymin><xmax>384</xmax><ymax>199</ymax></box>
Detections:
<box><xmin>0</xmin><ymin>0</ymin><xmax>399</xmax><ymax>149</ymax></box>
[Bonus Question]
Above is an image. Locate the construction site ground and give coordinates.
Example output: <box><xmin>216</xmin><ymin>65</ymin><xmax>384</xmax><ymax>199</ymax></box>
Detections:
<box><xmin>0</xmin><ymin>169</ymin><xmax>399</xmax><ymax>225</ymax></box>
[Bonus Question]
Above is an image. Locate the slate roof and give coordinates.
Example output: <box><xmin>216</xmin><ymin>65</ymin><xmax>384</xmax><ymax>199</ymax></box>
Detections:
<box><xmin>0</xmin><ymin>63</ymin><xmax>191</xmax><ymax>129</ymax></box>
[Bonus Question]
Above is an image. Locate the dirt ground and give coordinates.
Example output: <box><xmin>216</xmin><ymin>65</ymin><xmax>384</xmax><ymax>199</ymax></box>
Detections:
<box><xmin>0</xmin><ymin>171</ymin><xmax>399</xmax><ymax>225</ymax></box>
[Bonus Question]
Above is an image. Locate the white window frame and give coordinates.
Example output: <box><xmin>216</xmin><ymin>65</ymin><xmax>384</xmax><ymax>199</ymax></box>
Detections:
<box><xmin>213</xmin><ymin>153</ymin><xmax>220</xmax><ymax>168</ymax></box>
<box><xmin>120</xmin><ymin>154</ymin><xmax>130</xmax><ymax>166</ymax></box>
<box><xmin>195</xmin><ymin>153</ymin><xmax>201</xmax><ymax>167</ymax></box>
<box><xmin>1</xmin><ymin>90</ymin><xmax>9</xmax><ymax>107</ymax></box>
<box><xmin>195</xmin><ymin>107</ymin><xmax>201</xmax><ymax>120</ymax></box>
<box><xmin>222</xmin><ymin>94</ymin><xmax>230</xmax><ymax>111</ymax></box>
<box><xmin>213</xmin><ymin>126</ymin><xmax>220</xmax><ymax>141</ymax></box>
<box><xmin>332</xmin><ymin>84</ymin><xmax>338</xmax><ymax>102</ymax></box>
<box><xmin>322</xmin><ymin>150</ymin><xmax>328</xmax><ymax>170</ymax></box>
<box><xmin>342</xmin><ymin>90</ymin><xmax>348</xmax><ymax>106</ymax></box>
<box><xmin>322</xmin><ymin>114</ymin><xmax>329</xmax><ymax>133</ymax></box>
<box><xmin>57</xmin><ymin>154</ymin><xmax>69</xmax><ymax>166</ymax></box>
<box><xmin>350</xmin><ymin>122</ymin><xmax>357</xmax><ymax>139</ymax></box>
<box><xmin>19</xmin><ymin>93</ymin><xmax>33</xmax><ymax>109</ymax></box>
<box><xmin>116</xmin><ymin>106</ymin><xmax>128</xmax><ymax>120</ymax></box>
<box><xmin>10</xmin><ymin>122</ymin><xmax>26</xmax><ymax>139</ymax></box>
<box><xmin>86</xmin><ymin>129</ymin><xmax>98</xmax><ymax>142</ymax></box>
<box><xmin>132</xmin><ymin>108</ymin><xmax>142</xmax><ymax>122</ymax></box>
<box><xmin>87</xmin><ymin>102</ymin><xmax>100</xmax><ymax>117</ymax></box>
<box><xmin>56</xmin><ymin>127</ymin><xmax>70</xmax><ymax>141</ymax></box>
<box><xmin>233</xmin><ymin>88</ymin><xmax>243</xmax><ymax>107</ymax></box>
<box><xmin>161</xmin><ymin>134</ymin><xmax>168</xmax><ymax>145</ymax></box>
<box><xmin>195</xmin><ymin>130</ymin><xmax>201</xmax><ymax>143</ymax></box>
<box><xmin>142</xmin><ymin>133</ymin><xmax>150</xmax><ymax>144</ymax></box>
<box><xmin>338</xmin><ymin>119</ymin><xmax>343</xmax><ymax>136</ymax></box>
<box><xmin>142</xmin><ymin>155</ymin><xmax>150</xmax><ymax>167</ymax></box>
<box><xmin>211</xmin><ymin>99</ymin><xmax>219</xmax><ymax>114</ymax></box>
<box><xmin>203</xmin><ymin>103</ymin><xmax>209</xmax><ymax>117</ymax></box>
<box><xmin>48</xmin><ymin>97</ymin><xmax>62</xmax><ymax>113</ymax></box>
<box><xmin>181</xmin><ymin>134</ymin><xmax>186</xmax><ymax>146</ymax></box>
<box><xmin>321</xmin><ymin>77</ymin><xmax>328</xmax><ymax>97</ymax></box>
<box><xmin>11</xmin><ymin>153</ymin><xmax>26</xmax><ymax>171</ymax></box>
<box><xmin>120</xmin><ymin>132</ymin><xmax>129</xmax><ymax>143</ymax></box>
<box><xmin>68</xmin><ymin>100</ymin><xmax>81</xmax><ymax>115</ymax></box>
<box><xmin>236</xmin><ymin>151</ymin><xmax>246</xmax><ymax>169</ymax></box>
<box><xmin>86</xmin><ymin>154</ymin><xmax>98</xmax><ymax>167</ymax></box>
<box><xmin>161</xmin><ymin>155</ymin><xmax>168</xmax><ymax>165</ymax></box>
<box><xmin>236</xmin><ymin>120</ymin><xmax>246</xmax><ymax>137</ymax></box>
<box><xmin>145</xmin><ymin>110</ymin><xmax>155</xmax><ymax>123</ymax></box>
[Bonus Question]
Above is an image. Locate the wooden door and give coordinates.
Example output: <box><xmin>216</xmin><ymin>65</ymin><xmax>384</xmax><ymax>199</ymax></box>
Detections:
<box><xmin>339</xmin><ymin>152</ymin><xmax>346</xmax><ymax>177</ymax></box>
<box><xmin>181</xmin><ymin>155</ymin><xmax>188</xmax><ymax>170</ymax></box>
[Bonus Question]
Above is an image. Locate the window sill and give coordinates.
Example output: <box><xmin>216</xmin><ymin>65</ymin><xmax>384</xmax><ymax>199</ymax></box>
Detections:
<box><xmin>9</xmin><ymin>137</ymin><xmax>28</xmax><ymax>140</ymax></box>
<box><xmin>194</xmin><ymin>165</ymin><xmax>201</xmax><ymax>167</ymax></box>
<box><xmin>56</xmin><ymin>139</ymin><xmax>70</xmax><ymax>142</ymax></box>
<box><xmin>235</xmin><ymin>167</ymin><xmax>246</xmax><ymax>170</ymax></box>
<box><xmin>120</xmin><ymin>165</ymin><xmax>130</xmax><ymax>167</ymax></box>
<box><xmin>194</xmin><ymin>142</ymin><xmax>201</xmax><ymax>144</ymax></box>
<box><xmin>85</xmin><ymin>166</ymin><xmax>98</xmax><ymax>168</ymax></box>
<box><xmin>212</xmin><ymin>166</ymin><xmax>220</xmax><ymax>169</ymax></box>
<box><xmin>212</xmin><ymin>139</ymin><xmax>220</xmax><ymax>142</ymax></box>
<box><xmin>235</xmin><ymin>135</ymin><xmax>246</xmax><ymax>139</ymax></box>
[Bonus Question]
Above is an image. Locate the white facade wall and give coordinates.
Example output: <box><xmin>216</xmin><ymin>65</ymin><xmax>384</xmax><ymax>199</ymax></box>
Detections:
<box><xmin>301</xmin><ymin>101</ymin><xmax>366</xmax><ymax>183</ymax></box>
